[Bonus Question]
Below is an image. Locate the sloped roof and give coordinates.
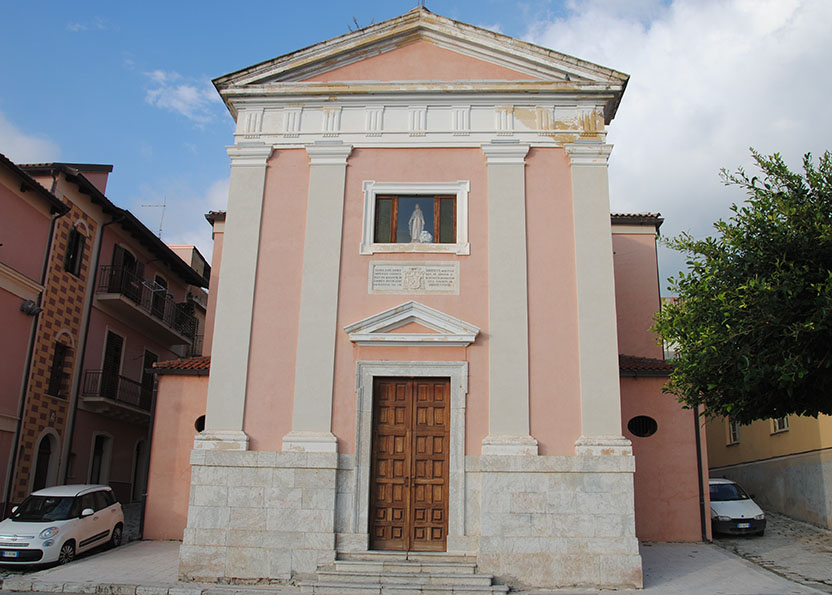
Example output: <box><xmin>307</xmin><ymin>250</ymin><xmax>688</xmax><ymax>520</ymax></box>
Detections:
<box><xmin>20</xmin><ymin>163</ymin><xmax>208</xmax><ymax>288</ymax></box>
<box><xmin>619</xmin><ymin>355</ymin><xmax>672</xmax><ymax>377</ymax></box>
<box><xmin>214</xmin><ymin>7</ymin><xmax>628</xmax><ymax>122</ymax></box>
<box><xmin>0</xmin><ymin>152</ymin><xmax>68</xmax><ymax>215</ymax></box>
<box><xmin>153</xmin><ymin>355</ymin><xmax>211</xmax><ymax>375</ymax></box>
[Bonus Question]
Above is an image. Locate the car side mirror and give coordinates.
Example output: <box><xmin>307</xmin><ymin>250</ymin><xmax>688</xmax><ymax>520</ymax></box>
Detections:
<box><xmin>81</xmin><ymin>508</ymin><xmax>95</xmax><ymax>518</ymax></box>
<box><xmin>10</xmin><ymin>506</ymin><xmax>17</xmax><ymax>514</ymax></box>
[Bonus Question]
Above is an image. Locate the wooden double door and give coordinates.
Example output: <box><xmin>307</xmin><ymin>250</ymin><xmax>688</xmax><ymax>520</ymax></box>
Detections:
<box><xmin>369</xmin><ymin>377</ymin><xmax>450</xmax><ymax>551</ymax></box>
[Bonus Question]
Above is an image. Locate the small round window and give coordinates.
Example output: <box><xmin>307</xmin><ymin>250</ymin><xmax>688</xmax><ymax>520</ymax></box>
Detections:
<box><xmin>627</xmin><ymin>415</ymin><xmax>658</xmax><ymax>438</ymax></box>
<box><xmin>194</xmin><ymin>415</ymin><xmax>206</xmax><ymax>432</ymax></box>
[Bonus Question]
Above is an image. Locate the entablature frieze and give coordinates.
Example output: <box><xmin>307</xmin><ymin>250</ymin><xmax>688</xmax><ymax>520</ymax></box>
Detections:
<box><xmin>228</xmin><ymin>97</ymin><xmax>610</xmax><ymax>148</ymax></box>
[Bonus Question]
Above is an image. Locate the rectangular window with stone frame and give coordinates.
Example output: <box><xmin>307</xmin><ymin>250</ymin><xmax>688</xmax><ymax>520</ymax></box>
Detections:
<box><xmin>374</xmin><ymin>195</ymin><xmax>456</xmax><ymax>244</ymax></box>
<box><xmin>772</xmin><ymin>416</ymin><xmax>789</xmax><ymax>433</ymax></box>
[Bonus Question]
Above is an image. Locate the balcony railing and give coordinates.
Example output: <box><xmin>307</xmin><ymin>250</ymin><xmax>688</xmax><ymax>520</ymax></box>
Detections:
<box><xmin>82</xmin><ymin>370</ymin><xmax>151</xmax><ymax>411</ymax></box>
<box><xmin>97</xmin><ymin>265</ymin><xmax>197</xmax><ymax>340</ymax></box>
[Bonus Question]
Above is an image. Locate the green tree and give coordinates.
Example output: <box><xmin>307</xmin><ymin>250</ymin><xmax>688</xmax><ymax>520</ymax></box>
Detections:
<box><xmin>654</xmin><ymin>149</ymin><xmax>832</xmax><ymax>423</ymax></box>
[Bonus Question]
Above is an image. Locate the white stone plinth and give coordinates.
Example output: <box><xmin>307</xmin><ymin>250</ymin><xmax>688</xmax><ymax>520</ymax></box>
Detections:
<box><xmin>193</xmin><ymin>430</ymin><xmax>249</xmax><ymax>451</ymax></box>
<box><xmin>283</xmin><ymin>431</ymin><xmax>338</xmax><ymax>453</ymax></box>
<box><xmin>481</xmin><ymin>434</ymin><xmax>539</xmax><ymax>456</ymax></box>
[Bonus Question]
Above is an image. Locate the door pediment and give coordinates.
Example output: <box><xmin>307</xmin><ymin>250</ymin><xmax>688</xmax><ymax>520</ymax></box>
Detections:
<box><xmin>344</xmin><ymin>301</ymin><xmax>479</xmax><ymax>347</ymax></box>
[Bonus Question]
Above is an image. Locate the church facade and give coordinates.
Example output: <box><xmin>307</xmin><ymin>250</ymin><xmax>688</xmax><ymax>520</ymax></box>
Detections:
<box><xmin>172</xmin><ymin>9</ymin><xmax>700</xmax><ymax>590</ymax></box>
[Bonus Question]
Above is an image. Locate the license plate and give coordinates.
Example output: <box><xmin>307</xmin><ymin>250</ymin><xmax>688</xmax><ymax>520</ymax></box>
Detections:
<box><xmin>2</xmin><ymin>551</ymin><xmax>19</xmax><ymax>558</ymax></box>
<box><xmin>737</xmin><ymin>522</ymin><xmax>750</xmax><ymax>529</ymax></box>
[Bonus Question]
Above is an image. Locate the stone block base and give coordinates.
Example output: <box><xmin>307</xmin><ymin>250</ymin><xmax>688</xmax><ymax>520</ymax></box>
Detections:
<box><xmin>179</xmin><ymin>449</ymin><xmax>337</xmax><ymax>582</ymax></box>
<box><xmin>469</xmin><ymin>454</ymin><xmax>642</xmax><ymax>589</ymax></box>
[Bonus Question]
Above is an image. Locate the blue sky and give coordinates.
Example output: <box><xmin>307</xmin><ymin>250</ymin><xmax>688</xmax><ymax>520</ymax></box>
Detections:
<box><xmin>2</xmin><ymin>0</ymin><xmax>831</xmax><ymax>289</ymax></box>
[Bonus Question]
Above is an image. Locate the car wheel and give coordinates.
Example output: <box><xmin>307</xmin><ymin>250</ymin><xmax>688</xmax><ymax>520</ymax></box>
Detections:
<box><xmin>58</xmin><ymin>541</ymin><xmax>75</xmax><ymax>565</ymax></box>
<box><xmin>109</xmin><ymin>523</ymin><xmax>123</xmax><ymax>549</ymax></box>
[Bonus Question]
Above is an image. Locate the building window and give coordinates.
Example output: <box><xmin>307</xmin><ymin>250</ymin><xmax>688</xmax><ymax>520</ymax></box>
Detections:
<box><xmin>727</xmin><ymin>418</ymin><xmax>740</xmax><ymax>445</ymax></box>
<box><xmin>47</xmin><ymin>342</ymin><xmax>70</xmax><ymax>397</ymax></box>
<box><xmin>772</xmin><ymin>416</ymin><xmax>789</xmax><ymax>433</ymax></box>
<box><xmin>64</xmin><ymin>228</ymin><xmax>85</xmax><ymax>277</ymax></box>
<box><xmin>360</xmin><ymin>181</ymin><xmax>470</xmax><ymax>254</ymax></box>
<box><xmin>627</xmin><ymin>415</ymin><xmax>658</xmax><ymax>438</ymax></box>
<box><xmin>374</xmin><ymin>195</ymin><xmax>456</xmax><ymax>244</ymax></box>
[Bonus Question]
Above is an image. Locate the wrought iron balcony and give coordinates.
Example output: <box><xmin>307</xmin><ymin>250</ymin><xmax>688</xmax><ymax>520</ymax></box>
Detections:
<box><xmin>81</xmin><ymin>370</ymin><xmax>151</xmax><ymax>423</ymax></box>
<box><xmin>95</xmin><ymin>265</ymin><xmax>197</xmax><ymax>345</ymax></box>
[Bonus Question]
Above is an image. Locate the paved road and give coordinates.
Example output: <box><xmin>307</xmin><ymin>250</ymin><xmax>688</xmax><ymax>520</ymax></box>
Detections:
<box><xmin>714</xmin><ymin>510</ymin><xmax>832</xmax><ymax>593</ymax></box>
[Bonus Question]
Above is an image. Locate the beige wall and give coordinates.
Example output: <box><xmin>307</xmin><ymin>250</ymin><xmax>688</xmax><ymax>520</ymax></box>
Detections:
<box><xmin>707</xmin><ymin>414</ymin><xmax>831</xmax><ymax>469</ymax></box>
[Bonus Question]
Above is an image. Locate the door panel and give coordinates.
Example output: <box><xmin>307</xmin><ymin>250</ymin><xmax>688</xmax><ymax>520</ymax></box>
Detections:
<box><xmin>369</xmin><ymin>377</ymin><xmax>449</xmax><ymax>552</ymax></box>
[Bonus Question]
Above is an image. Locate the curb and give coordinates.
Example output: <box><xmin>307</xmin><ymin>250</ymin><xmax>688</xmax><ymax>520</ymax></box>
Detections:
<box><xmin>0</xmin><ymin>577</ymin><xmax>299</xmax><ymax>595</ymax></box>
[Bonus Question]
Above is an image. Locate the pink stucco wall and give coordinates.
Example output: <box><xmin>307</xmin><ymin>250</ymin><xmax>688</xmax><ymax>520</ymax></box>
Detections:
<box><xmin>0</xmin><ymin>290</ymin><xmax>34</xmax><ymax>418</ymax></box>
<box><xmin>304</xmin><ymin>40</ymin><xmax>540</xmax><ymax>83</ymax></box>
<box><xmin>242</xmin><ymin>146</ymin><xmax>581</xmax><ymax>456</ymax></box>
<box><xmin>621</xmin><ymin>376</ymin><xmax>705</xmax><ymax>541</ymax></box>
<box><xmin>612</xmin><ymin>232</ymin><xmax>663</xmax><ymax>359</ymax></box>
<box><xmin>145</xmin><ymin>375</ymin><xmax>208</xmax><ymax>541</ymax></box>
<box><xmin>0</xmin><ymin>171</ymin><xmax>52</xmax><ymax>281</ymax></box>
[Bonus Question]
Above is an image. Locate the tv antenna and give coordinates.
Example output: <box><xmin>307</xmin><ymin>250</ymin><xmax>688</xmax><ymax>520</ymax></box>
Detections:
<box><xmin>141</xmin><ymin>196</ymin><xmax>167</xmax><ymax>238</ymax></box>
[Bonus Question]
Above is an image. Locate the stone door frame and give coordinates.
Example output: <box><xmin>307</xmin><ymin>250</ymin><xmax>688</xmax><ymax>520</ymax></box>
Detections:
<box><xmin>353</xmin><ymin>361</ymin><xmax>468</xmax><ymax>552</ymax></box>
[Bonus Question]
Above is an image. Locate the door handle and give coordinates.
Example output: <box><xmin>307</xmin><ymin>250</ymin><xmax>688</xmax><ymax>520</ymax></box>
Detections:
<box><xmin>404</xmin><ymin>477</ymin><xmax>410</xmax><ymax>487</ymax></box>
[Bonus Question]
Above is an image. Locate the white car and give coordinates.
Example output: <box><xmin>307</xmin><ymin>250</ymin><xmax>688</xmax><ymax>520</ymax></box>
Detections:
<box><xmin>709</xmin><ymin>478</ymin><xmax>766</xmax><ymax>536</ymax></box>
<box><xmin>0</xmin><ymin>484</ymin><xmax>124</xmax><ymax>565</ymax></box>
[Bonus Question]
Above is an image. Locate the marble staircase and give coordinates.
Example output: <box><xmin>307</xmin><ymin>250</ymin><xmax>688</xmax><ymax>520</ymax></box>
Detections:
<box><xmin>300</xmin><ymin>552</ymin><xmax>509</xmax><ymax>594</ymax></box>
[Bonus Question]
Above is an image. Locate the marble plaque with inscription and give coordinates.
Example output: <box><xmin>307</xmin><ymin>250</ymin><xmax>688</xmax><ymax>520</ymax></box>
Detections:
<box><xmin>369</xmin><ymin>261</ymin><xmax>459</xmax><ymax>295</ymax></box>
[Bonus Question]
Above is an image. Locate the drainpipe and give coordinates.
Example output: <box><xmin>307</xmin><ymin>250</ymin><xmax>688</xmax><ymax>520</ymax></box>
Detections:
<box><xmin>139</xmin><ymin>371</ymin><xmax>161</xmax><ymax>540</ymax></box>
<box><xmin>4</xmin><ymin>183</ymin><xmax>67</xmax><ymax>513</ymax></box>
<box><xmin>61</xmin><ymin>213</ymin><xmax>123</xmax><ymax>484</ymax></box>
<box><xmin>693</xmin><ymin>404</ymin><xmax>708</xmax><ymax>541</ymax></box>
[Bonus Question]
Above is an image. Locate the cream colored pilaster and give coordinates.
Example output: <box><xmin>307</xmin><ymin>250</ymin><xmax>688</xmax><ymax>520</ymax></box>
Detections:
<box><xmin>198</xmin><ymin>144</ymin><xmax>273</xmax><ymax>451</ymax></box>
<box><xmin>283</xmin><ymin>143</ymin><xmax>353</xmax><ymax>453</ymax></box>
<box><xmin>566</xmin><ymin>141</ymin><xmax>631</xmax><ymax>456</ymax></box>
<box><xmin>481</xmin><ymin>142</ymin><xmax>538</xmax><ymax>456</ymax></box>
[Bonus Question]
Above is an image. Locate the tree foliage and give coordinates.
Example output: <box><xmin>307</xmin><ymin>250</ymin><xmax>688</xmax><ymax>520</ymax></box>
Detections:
<box><xmin>654</xmin><ymin>149</ymin><xmax>832</xmax><ymax>423</ymax></box>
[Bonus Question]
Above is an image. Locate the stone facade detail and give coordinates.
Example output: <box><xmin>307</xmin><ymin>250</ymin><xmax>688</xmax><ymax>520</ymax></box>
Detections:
<box><xmin>469</xmin><ymin>455</ymin><xmax>642</xmax><ymax>589</ymax></box>
<box><xmin>180</xmin><ymin>450</ymin><xmax>338</xmax><ymax>582</ymax></box>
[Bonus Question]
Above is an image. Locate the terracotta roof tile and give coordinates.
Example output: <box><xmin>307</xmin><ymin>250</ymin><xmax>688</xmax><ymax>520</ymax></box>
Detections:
<box><xmin>153</xmin><ymin>355</ymin><xmax>211</xmax><ymax>375</ymax></box>
<box><xmin>619</xmin><ymin>355</ymin><xmax>672</xmax><ymax>376</ymax></box>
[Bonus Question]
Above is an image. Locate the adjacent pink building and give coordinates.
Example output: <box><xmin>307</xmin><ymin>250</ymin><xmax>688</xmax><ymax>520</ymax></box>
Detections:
<box><xmin>148</xmin><ymin>8</ymin><xmax>707</xmax><ymax>591</ymax></box>
<box><xmin>0</xmin><ymin>153</ymin><xmax>68</xmax><ymax>513</ymax></box>
<box><xmin>1</xmin><ymin>159</ymin><xmax>208</xmax><ymax>514</ymax></box>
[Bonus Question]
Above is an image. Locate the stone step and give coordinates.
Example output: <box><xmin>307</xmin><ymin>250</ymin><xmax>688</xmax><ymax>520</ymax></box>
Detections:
<box><xmin>334</xmin><ymin>560</ymin><xmax>478</xmax><ymax>574</ymax></box>
<box><xmin>337</xmin><ymin>551</ymin><xmax>477</xmax><ymax>564</ymax></box>
<box><xmin>317</xmin><ymin>570</ymin><xmax>493</xmax><ymax>586</ymax></box>
<box><xmin>300</xmin><ymin>581</ymin><xmax>510</xmax><ymax>594</ymax></box>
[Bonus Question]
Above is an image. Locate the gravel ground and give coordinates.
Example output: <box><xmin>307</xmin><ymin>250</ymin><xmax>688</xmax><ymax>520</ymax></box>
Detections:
<box><xmin>714</xmin><ymin>510</ymin><xmax>832</xmax><ymax>593</ymax></box>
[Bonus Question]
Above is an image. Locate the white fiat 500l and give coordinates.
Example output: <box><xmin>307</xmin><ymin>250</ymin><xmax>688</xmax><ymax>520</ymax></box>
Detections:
<box><xmin>0</xmin><ymin>485</ymin><xmax>124</xmax><ymax>565</ymax></box>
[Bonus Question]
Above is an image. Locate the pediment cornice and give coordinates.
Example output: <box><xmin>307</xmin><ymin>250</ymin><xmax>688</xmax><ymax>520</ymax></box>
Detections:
<box><xmin>214</xmin><ymin>8</ymin><xmax>628</xmax><ymax>121</ymax></box>
<box><xmin>344</xmin><ymin>300</ymin><xmax>480</xmax><ymax>347</ymax></box>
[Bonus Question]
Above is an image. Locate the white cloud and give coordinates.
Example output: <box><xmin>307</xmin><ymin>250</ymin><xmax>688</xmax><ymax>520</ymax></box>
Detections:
<box><xmin>0</xmin><ymin>111</ymin><xmax>61</xmax><ymax>163</ymax></box>
<box><xmin>67</xmin><ymin>17</ymin><xmax>108</xmax><ymax>32</ymax></box>
<box><xmin>525</xmin><ymin>0</ymin><xmax>832</xmax><ymax>288</ymax></box>
<box><xmin>144</xmin><ymin>70</ymin><xmax>222</xmax><ymax>124</ymax></box>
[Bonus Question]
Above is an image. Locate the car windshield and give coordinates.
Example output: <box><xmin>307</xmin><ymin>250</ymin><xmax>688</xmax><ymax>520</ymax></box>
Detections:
<box><xmin>11</xmin><ymin>496</ymin><xmax>77</xmax><ymax>522</ymax></box>
<box><xmin>710</xmin><ymin>483</ymin><xmax>751</xmax><ymax>502</ymax></box>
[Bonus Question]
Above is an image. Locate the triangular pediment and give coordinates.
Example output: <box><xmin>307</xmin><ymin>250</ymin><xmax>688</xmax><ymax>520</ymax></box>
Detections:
<box><xmin>344</xmin><ymin>301</ymin><xmax>479</xmax><ymax>347</ymax></box>
<box><xmin>214</xmin><ymin>8</ymin><xmax>627</xmax><ymax>89</ymax></box>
